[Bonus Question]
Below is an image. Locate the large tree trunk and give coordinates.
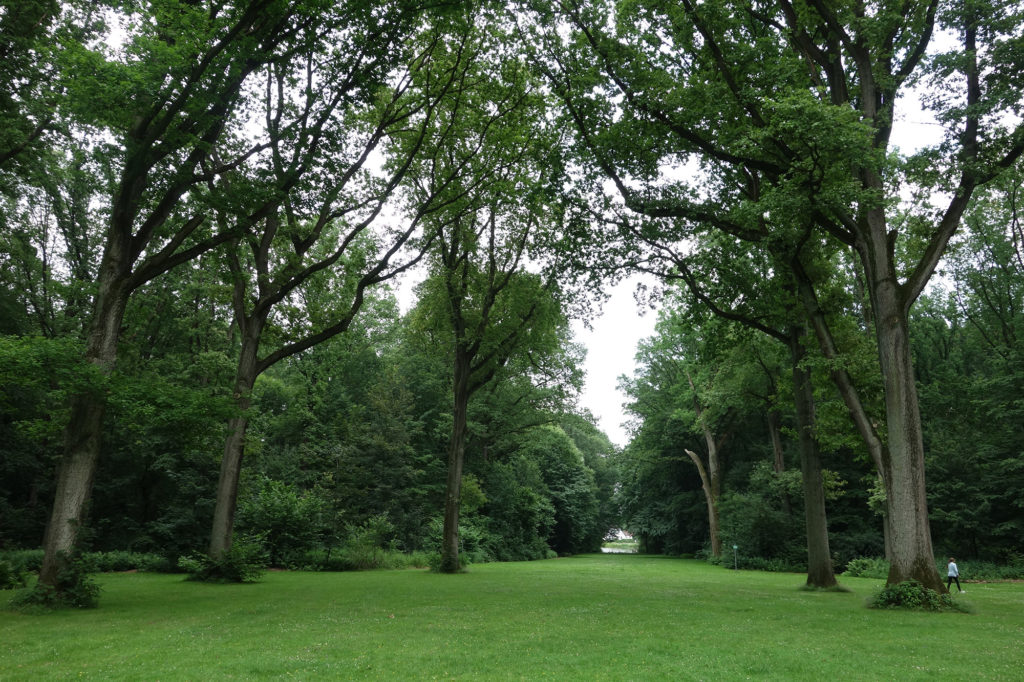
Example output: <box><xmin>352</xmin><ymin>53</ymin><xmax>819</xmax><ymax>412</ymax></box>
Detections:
<box><xmin>39</xmin><ymin>249</ymin><xmax>131</xmax><ymax>588</ymax></box>
<box><xmin>439</xmin><ymin>349</ymin><xmax>471</xmax><ymax>573</ymax></box>
<box><xmin>848</xmin><ymin>197</ymin><xmax>944</xmax><ymax>591</ymax></box>
<box><xmin>789</xmin><ymin>330</ymin><xmax>836</xmax><ymax>589</ymax></box>
<box><xmin>208</xmin><ymin>319</ymin><xmax>263</xmax><ymax>560</ymax></box>
<box><xmin>871</xmin><ymin>284</ymin><xmax>944</xmax><ymax>591</ymax></box>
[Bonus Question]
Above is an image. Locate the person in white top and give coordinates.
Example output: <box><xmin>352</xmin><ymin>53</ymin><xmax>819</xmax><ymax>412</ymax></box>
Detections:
<box><xmin>947</xmin><ymin>557</ymin><xmax>964</xmax><ymax>593</ymax></box>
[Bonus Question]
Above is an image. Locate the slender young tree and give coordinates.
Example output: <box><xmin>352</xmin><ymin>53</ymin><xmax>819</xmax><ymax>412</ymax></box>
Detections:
<box><xmin>401</xmin><ymin>7</ymin><xmax>579</xmax><ymax>571</ymax></box>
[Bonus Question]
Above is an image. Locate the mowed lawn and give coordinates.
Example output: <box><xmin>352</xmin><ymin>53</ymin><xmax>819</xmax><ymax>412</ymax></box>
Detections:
<box><xmin>2</xmin><ymin>554</ymin><xmax>1022</xmax><ymax>680</ymax></box>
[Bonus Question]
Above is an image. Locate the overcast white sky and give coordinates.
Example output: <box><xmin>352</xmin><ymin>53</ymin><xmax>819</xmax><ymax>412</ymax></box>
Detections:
<box><xmin>571</xmin><ymin>277</ymin><xmax>658</xmax><ymax>448</ymax></box>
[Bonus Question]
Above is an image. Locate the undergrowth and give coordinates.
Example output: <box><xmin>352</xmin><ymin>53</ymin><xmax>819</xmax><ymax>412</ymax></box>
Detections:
<box><xmin>869</xmin><ymin>580</ymin><xmax>971</xmax><ymax>613</ymax></box>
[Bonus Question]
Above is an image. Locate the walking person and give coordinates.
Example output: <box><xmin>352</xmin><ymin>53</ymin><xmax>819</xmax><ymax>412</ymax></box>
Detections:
<box><xmin>947</xmin><ymin>557</ymin><xmax>964</xmax><ymax>593</ymax></box>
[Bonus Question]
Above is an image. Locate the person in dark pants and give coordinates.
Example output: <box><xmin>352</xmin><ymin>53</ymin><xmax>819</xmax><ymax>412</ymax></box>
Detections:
<box><xmin>947</xmin><ymin>557</ymin><xmax>963</xmax><ymax>593</ymax></box>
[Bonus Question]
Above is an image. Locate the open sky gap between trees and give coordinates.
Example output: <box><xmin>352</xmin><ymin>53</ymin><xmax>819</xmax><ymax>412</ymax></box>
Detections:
<box><xmin>0</xmin><ymin>0</ymin><xmax>1022</xmax><ymax>605</ymax></box>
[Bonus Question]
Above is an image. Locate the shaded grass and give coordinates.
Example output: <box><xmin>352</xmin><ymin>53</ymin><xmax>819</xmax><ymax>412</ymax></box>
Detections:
<box><xmin>2</xmin><ymin>554</ymin><xmax>1023</xmax><ymax>680</ymax></box>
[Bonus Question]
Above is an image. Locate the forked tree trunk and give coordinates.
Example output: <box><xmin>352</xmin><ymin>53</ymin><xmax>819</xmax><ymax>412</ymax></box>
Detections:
<box><xmin>685</xmin><ymin>448</ymin><xmax>721</xmax><ymax>558</ymax></box>
<box><xmin>789</xmin><ymin>331</ymin><xmax>836</xmax><ymax>588</ymax></box>
<box><xmin>792</xmin><ymin>256</ymin><xmax>937</xmax><ymax>589</ymax></box>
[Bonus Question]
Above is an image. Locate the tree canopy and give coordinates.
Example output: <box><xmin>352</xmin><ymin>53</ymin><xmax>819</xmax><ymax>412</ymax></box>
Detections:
<box><xmin>1</xmin><ymin>0</ymin><xmax>1023</xmax><ymax>605</ymax></box>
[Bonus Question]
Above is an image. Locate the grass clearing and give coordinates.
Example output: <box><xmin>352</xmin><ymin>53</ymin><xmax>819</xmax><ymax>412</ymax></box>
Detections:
<box><xmin>2</xmin><ymin>554</ymin><xmax>1022</xmax><ymax>680</ymax></box>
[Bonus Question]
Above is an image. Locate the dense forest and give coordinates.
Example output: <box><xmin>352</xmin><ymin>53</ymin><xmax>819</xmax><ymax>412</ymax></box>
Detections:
<box><xmin>1</xmin><ymin>0</ymin><xmax>1022</xmax><ymax>604</ymax></box>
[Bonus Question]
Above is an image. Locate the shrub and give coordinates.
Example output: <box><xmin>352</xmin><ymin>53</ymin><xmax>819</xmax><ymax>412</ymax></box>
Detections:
<box><xmin>845</xmin><ymin>556</ymin><xmax>1024</xmax><ymax>582</ymax></box>
<box><xmin>844</xmin><ymin>556</ymin><xmax>890</xmax><ymax>579</ymax></box>
<box><xmin>938</xmin><ymin>557</ymin><xmax>1024</xmax><ymax>582</ymax></box>
<box><xmin>7</xmin><ymin>553</ymin><xmax>101</xmax><ymax>610</ymax></box>
<box><xmin>178</xmin><ymin>536</ymin><xmax>267</xmax><ymax>583</ymax></box>
<box><xmin>331</xmin><ymin>514</ymin><xmax>398</xmax><ymax>570</ymax></box>
<box><xmin>707</xmin><ymin>550</ymin><xmax>804</xmax><ymax>573</ymax></box>
<box><xmin>869</xmin><ymin>580</ymin><xmax>968</xmax><ymax>612</ymax></box>
<box><xmin>236</xmin><ymin>476</ymin><xmax>329</xmax><ymax>568</ymax></box>
<box><xmin>81</xmin><ymin>551</ymin><xmax>175</xmax><ymax>573</ymax></box>
<box><xmin>298</xmin><ymin>548</ymin><xmax>431</xmax><ymax>572</ymax></box>
<box><xmin>428</xmin><ymin>551</ymin><xmax>470</xmax><ymax>573</ymax></box>
<box><xmin>0</xmin><ymin>559</ymin><xmax>28</xmax><ymax>589</ymax></box>
<box><xmin>0</xmin><ymin>549</ymin><xmax>44</xmax><ymax>573</ymax></box>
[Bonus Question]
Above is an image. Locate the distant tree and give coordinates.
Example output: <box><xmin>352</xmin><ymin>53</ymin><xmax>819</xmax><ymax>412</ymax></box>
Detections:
<box><xmin>401</xmin><ymin>5</ymin><xmax>583</xmax><ymax>573</ymax></box>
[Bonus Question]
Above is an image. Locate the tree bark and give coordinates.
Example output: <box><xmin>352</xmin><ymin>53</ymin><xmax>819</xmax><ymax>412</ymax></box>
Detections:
<box><xmin>439</xmin><ymin>348</ymin><xmax>471</xmax><ymax>573</ymax></box>
<box><xmin>767</xmin><ymin>408</ymin><xmax>785</xmax><ymax>475</ymax></box>
<box><xmin>39</xmin><ymin>246</ymin><xmax>131</xmax><ymax>586</ymax></box>
<box><xmin>208</xmin><ymin>317</ymin><xmax>263</xmax><ymax>559</ymax></box>
<box><xmin>789</xmin><ymin>329</ymin><xmax>836</xmax><ymax>588</ymax></box>
<box><xmin>870</xmin><ymin>279</ymin><xmax>944</xmax><ymax>591</ymax></box>
<box><xmin>684</xmin><ymin>448</ymin><xmax>721</xmax><ymax>558</ymax></box>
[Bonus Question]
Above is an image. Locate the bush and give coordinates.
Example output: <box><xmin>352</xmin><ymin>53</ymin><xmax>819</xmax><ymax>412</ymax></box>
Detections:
<box><xmin>0</xmin><ymin>559</ymin><xmax>29</xmax><ymax>589</ymax></box>
<box><xmin>178</xmin><ymin>536</ymin><xmax>267</xmax><ymax>583</ymax></box>
<box><xmin>707</xmin><ymin>550</ymin><xmax>804</xmax><ymax>573</ymax></box>
<box><xmin>428</xmin><ymin>551</ymin><xmax>470</xmax><ymax>573</ymax></box>
<box><xmin>7</xmin><ymin>553</ymin><xmax>100</xmax><ymax>610</ymax></box>
<box><xmin>81</xmin><ymin>551</ymin><xmax>175</xmax><ymax>573</ymax></box>
<box><xmin>941</xmin><ymin>557</ymin><xmax>1024</xmax><ymax>582</ymax></box>
<box><xmin>301</xmin><ymin>548</ymin><xmax>431</xmax><ymax>572</ymax></box>
<box><xmin>843</xmin><ymin>556</ymin><xmax>890</xmax><ymax>579</ymax></box>
<box><xmin>844</xmin><ymin>556</ymin><xmax>1024</xmax><ymax>582</ymax></box>
<box><xmin>236</xmin><ymin>477</ymin><xmax>329</xmax><ymax>568</ymax></box>
<box><xmin>0</xmin><ymin>549</ymin><xmax>44</xmax><ymax>573</ymax></box>
<box><xmin>870</xmin><ymin>580</ymin><xmax>968</xmax><ymax>612</ymax></box>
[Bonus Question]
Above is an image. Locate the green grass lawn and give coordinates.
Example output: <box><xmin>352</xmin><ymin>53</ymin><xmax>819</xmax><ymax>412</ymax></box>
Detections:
<box><xmin>2</xmin><ymin>554</ymin><xmax>1022</xmax><ymax>680</ymax></box>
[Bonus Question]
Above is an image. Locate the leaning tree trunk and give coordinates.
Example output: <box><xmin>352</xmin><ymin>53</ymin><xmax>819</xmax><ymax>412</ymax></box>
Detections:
<box><xmin>439</xmin><ymin>348</ymin><xmax>471</xmax><ymax>573</ymax></box>
<box><xmin>39</xmin><ymin>251</ymin><xmax>131</xmax><ymax>588</ymax></box>
<box><xmin>208</xmin><ymin>319</ymin><xmax>263</xmax><ymax>560</ymax></box>
<box><xmin>684</xmin><ymin>448</ymin><xmax>721</xmax><ymax>558</ymax></box>
<box><xmin>789</xmin><ymin>330</ymin><xmax>836</xmax><ymax>588</ymax></box>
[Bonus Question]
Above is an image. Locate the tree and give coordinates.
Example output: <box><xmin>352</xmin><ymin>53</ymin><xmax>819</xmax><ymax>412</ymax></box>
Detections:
<box><xmin>38</xmin><ymin>0</ymin><xmax>342</xmax><ymax>592</ymax></box>
<box><xmin>532</xmin><ymin>0</ymin><xmax>1024</xmax><ymax>591</ymax></box>
<box><xmin>0</xmin><ymin>0</ymin><xmax>61</xmax><ymax>175</ymax></box>
<box><xmin>399</xmin><ymin>5</ymin><xmax>584</xmax><ymax>573</ymax></box>
<box><xmin>202</xmin><ymin>0</ymin><xmax>456</xmax><ymax>562</ymax></box>
<box><xmin>515</xmin><ymin>425</ymin><xmax>602</xmax><ymax>554</ymax></box>
<box><xmin>912</xmin><ymin>170</ymin><xmax>1024</xmax><ymax>560</ymax></box>
<box><xmin>615</xmin><ymin>233</ymin><xmax>845</xmax><ymax>586</ymax></box>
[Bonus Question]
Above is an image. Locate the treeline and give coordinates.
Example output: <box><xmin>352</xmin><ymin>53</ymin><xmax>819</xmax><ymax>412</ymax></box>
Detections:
<box><xmin>3</xmin><ymin>0</ymin><xmax>1024</xmax><ymax>604</ymax></box>
<box><xmin>0</xmin><ymin>0</ymin><xmax>616</xmax><ymax>596</ymax></box>
<box><xmin>0</xmin><ymin>286</ymin><xmax>616</xmax><ymax>567</ymax></box>
<box><xmin>616</xmin><ymin>174</ymin><xmax>1024</xmax><ymax>570</ymax></box>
